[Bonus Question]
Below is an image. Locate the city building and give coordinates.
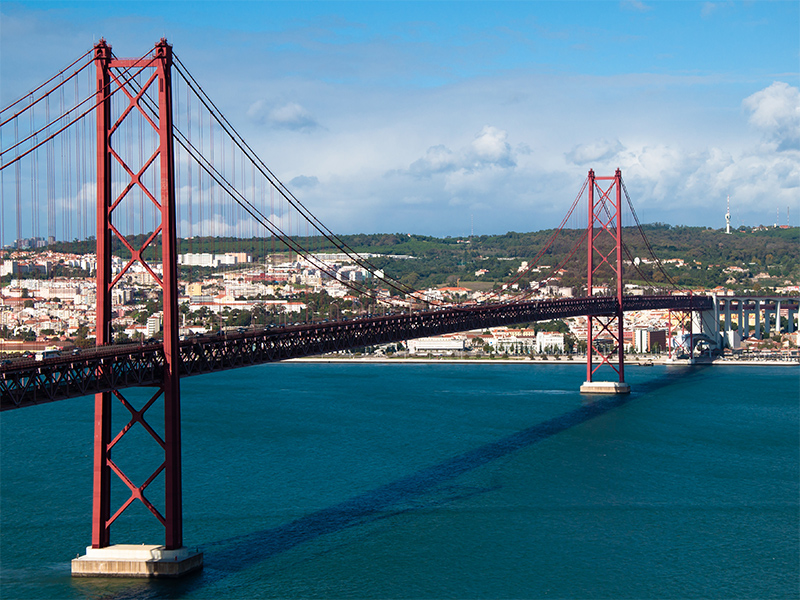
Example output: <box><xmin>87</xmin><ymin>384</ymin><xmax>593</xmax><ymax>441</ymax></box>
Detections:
<box><xmin>535</xmin><ymin>331</ymin><xmax>565</xmax><ymax>353</ymax></box>
<box><xmin>634</xmin><ymin>328</ymin><xmax>667</xmax><ymax>353</ymax></box>
<box><xmin>406</xmin><ymin>336</ymin><xmax>466</xmax><ymax>354</ymax></box>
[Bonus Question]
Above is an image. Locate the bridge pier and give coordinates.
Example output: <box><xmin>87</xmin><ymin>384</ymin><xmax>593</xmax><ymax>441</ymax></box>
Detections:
<box><xmin>723</xmin><ymin>299</ymin><xmax>732</xmax><ymax>334</ymax></box>
<box><xmin>754</xmin><ymin>300</ymin><xmax>762</xmax><ymax>339</ymax></box>
<box><xmin>72</xmin><ymin>545</ymin><xmax>202</xmax><ymax>579</ymax></box>
<box><xmin>738</xmin><ymin>301</ymin><xmax>746</xmax><ymax>338</ymax></box>
<box><xmin>580</xmin><ymin>381</ymin><xmax>630</xmax><ymax>394</ymax></box>
<box><xmin>716</xmin><ymin>296</ymin><xmax>800</xmax><ymax>346</ymax></box>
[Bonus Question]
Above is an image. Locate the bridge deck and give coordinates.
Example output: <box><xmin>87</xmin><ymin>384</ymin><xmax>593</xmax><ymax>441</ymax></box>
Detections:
<box><xmin>1</xmin><ymin>295</ymin><xmax>711</xmax><ymax>410</ymax></box>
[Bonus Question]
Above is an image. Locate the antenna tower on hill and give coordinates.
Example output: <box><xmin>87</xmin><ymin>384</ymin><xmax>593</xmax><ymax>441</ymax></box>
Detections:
<box><xmin>725</xmin><ymin>196</ymin><xmax>731</xmax><ymax>234</ymax></box>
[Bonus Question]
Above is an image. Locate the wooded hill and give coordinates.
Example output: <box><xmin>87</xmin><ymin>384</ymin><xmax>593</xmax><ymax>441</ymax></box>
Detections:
<box><xmin>33</xmin><ymin>224</ymin><xmax>800</xmax><ymax>292</ymax></box>
<box><xmin>349</xmin><ymin>225</ymin><xmax>798</xmax><ymax>292</ymax></box>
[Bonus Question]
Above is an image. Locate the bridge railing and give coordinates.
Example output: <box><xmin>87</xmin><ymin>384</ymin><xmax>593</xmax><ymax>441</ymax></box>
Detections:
<box><xmin>1</xmin><ymin>294</ymin><xmax>711</xmax><ymax>410</ymax></box>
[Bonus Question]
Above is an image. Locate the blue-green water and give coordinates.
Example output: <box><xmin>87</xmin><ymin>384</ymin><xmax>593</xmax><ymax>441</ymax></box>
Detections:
<box><xmin>1</xmin><ymin>363</ymin><xmax>798</xmax><ymax>599</ymax></box>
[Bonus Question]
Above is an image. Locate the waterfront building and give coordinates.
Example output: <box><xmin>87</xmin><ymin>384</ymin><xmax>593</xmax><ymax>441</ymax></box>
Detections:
<box><xmin>536</xmin><ymin>331</ymin><xmax>565</xmax><ymax>353</ymax></box>
<box><xmin>634</xmin><ymin>328</ymin><xmax>668</xmax><ymax>353</ymax></box>
<box><xmin>406</xmin><ymin>336</ymin><xmax>466</xmax><ymax>354</ymax></box>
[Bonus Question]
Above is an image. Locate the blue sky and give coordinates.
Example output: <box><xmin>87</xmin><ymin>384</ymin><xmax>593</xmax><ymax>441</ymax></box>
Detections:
<box><xmin>1</xmin><ymin>1</ymin><xmax>798</xmax><ymax>236</ymax></box>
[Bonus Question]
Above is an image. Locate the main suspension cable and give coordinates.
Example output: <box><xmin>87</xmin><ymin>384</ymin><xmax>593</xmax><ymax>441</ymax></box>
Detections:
<box><xmin>621</xmin><ymin>179</ymin><xmax>683</xmax><ymax>291</ymax></box>
<box><xmin>1</xmin><ymin>50</ymin><xmax>156</xmax><ymax>170</ymax></box>
<box><xmin>0</xmin><ymin>47</ymin><xmax>94</xmax><ymax>122</ymax></box>
<box><xmin>121</xmin><ymin>66</ymin><xmax>416</xmax><ymax>306</ymax></box>
<box><xmin>171</xmin><ymin>55</ymin><xmax>425</xmax><ymax>299</ymax></box>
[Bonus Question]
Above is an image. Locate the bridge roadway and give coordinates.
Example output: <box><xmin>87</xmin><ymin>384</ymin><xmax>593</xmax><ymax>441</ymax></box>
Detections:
<box><xmin>0</xmin><ymin>294</ymin><xmax>710</xmax><ymax>410</ymax></box>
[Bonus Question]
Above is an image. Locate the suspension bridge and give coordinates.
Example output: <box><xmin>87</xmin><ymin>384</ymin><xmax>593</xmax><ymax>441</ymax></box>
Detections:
<box><xmin>1</xmin><ymin>39</ymin><xmax>713</xmax><ymax>577</ymax></box>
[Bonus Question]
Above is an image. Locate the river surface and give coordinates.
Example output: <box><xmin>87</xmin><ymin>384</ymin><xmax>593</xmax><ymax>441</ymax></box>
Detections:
<box><xmin>1</xmin><ymin>362</ymin><xmax>798</xmax><ymax>599</ymax></box>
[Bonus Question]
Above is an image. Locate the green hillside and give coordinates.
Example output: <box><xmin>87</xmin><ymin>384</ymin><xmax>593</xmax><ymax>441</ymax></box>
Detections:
<box><xmin>24</xmin><ymin>224</ymin><xmax>800</xmax><ymax>293</ymax></box>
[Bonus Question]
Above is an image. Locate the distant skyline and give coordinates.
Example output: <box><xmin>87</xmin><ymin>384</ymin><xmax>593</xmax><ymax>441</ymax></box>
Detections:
<box><xmin>1</xmin><ymin>1</ymin><xmax>798</xmax><ymax>236</ymax></box>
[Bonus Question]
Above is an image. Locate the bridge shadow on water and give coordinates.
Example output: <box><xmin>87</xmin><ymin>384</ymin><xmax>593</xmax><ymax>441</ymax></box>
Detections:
<box><xmin>95</xmin><ymin>366</ymin><xmax>699</xmax><ymax>599</ymax></box>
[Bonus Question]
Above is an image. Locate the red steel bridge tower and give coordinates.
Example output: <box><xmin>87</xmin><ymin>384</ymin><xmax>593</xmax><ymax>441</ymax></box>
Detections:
<box><xmin>71</xmin><ymin>39</ymin><xmax>202</xmax><ymax>578</ymax></box>
<box><xmin>580</xmin><ymin>169</ymin><xmax>631</xmax><ymax>394</ymax></box>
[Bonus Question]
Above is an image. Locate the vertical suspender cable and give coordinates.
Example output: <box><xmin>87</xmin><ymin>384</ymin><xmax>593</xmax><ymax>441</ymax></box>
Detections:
<box><xmin>174</xmin><ymin>75</ymin><xmax>182</xmax><ymax>278</ymax></box>
<box><xmin>199</xmin><ymin>97</ymin><xmax>204</xmax><ymax>245</ymax></box>
<box><xmin>210</xmin><ymin>114</ymin><xmax>215</xmax><ymax>247</ymax></box>
<box><xmin>286</xmin><ymin>186</ymin><xmax>294</xmax><ymax>262</ymax></box>
<box><xmin>229</xmin><ymin>133</ymin><xmax>234</xmax><ymax>265</ymax></box>
<box><xmin>87</xmin><ymin>66</ymin><xmax>95</xmax><ymax>256</ymax></box>
<box><xmin>32</xmin><ymin>101</ymin><xmax>40</xmax><ymax>243</ymax></box>
<box><xmin>0</xmin><ymin>125</ymin><xmax>4</xmax><ymax>250</ymax></box>
<box><xmin>60</xmin><ymin>78</ymin><xmax>67</xmax><ymax>244</ymax></box>
<box><xmin>125</xmin><ymin>89</ymin><xmax>132</xmax><ymax>245</ymax></box>
<box><xmin>270</xmin><ymin>186</ymin><xmax>274</xmax><ymax>268</ymax></box>
<box><xmin>50</xmin><ymin>90</ymin><xmax>58</xmax><ymax>244</ymax></box>
<box><xmin>240</xmin><ymin>135</ymin><xmax>245</xmax><ymax>259</ymax></box>
<box><xmin>78</xmin><ymin>101</ymin><xmax>84</xmax><ymax>245</ymax></box>
<box><xmin>186</xmin><ymin>81</ymin><xmax>192</xmax><ymax>261</ymax></box>
<box><xmin>14</xmin><ymin>118</ymin><xmax>21</xmax><ymax>247</ymax></box>
<box><xmin>259</xmin><ymin>162</ymin><xmax>264</xmax><ymax>268</ymax></box>
<box><xmin>75</xmin><ymin>75</ymin><xmax>82</xmax><ymax>248</ymax></box>
<box><xmin>135</xmin><ymin>75</ymin><xmax>142</xmax><ymax>252</ymax></box>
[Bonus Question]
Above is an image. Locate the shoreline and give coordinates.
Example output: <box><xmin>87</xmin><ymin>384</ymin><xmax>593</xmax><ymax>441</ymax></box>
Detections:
<box><xmin>288</xmin><ymin>356</ymin><xmax>799</xmax><ymax>367</ymax></box>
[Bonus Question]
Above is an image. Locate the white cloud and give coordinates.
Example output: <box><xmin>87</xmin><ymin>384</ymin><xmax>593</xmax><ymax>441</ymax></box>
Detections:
<box><xmin>742</xmin><ymin>82</ymin><xmax>800</xmax><ymax>151</ymax></box>
<box><xmin>289</xmin><ymin>175</ymin><xmax>320</xmax><ymax>188</ymax></box>
<box><xmin>270</xmin><ymin>102</ymin><xmax>319</xmax><ymax>130</ymax></box>
<box><xmin>469</xmin><ymin>126</ymin><xmax>516</xmax><ymax>168</ymax></box>
<box><xmin>408</xmin><ymin>126</ymin><xmax>516</xmax><ymax>179</ymax></box>
<box><xmin>247</xmin><ymin>100</ymin><xmax>320</xmax><ymax>131</ymax></box>
<box><xmin>409</xmin><ymin>145</ymin><xmax>458</xmax><ymax>176</ymax></box>
<box><xmin>245</xmin><ymin>74</ymin><xmax>799</xmax><ymax>234</ymax></box>
<box><xmin>608</xmin><ymin>135</ymin><xmax>799</xmax><ymax>228</ymax></box>
<box><xmin>566</xmin><ymin>139</ymin><xmax>625</xmax><ymax>165</ymax></box>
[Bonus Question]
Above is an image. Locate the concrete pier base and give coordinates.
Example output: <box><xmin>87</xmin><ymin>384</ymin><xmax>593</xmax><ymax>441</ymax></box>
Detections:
<box><xmin>71</xmin><ymin>544</ymin><xmax>203</xmax><ymax>578</ymax></box>
<box><xmin>580</xmin><ymin>381</ymin><xmax>631</xmax><ymax>394</ymax></box>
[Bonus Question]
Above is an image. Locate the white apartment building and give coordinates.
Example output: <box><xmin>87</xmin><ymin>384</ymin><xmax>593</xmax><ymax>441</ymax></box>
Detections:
<box><xmin>146</xmin><ymin>313</ymin><xmax>162</xmax><ymax>337</ymax></box>
<box><xmin>536</xmin><ymin>331</ymin><xmax>565</xmax><ymax>353</ymax></box>
<box><xmin>406</xmin><ymin>336</ymin><xmax>466</xmax><ymax>354</ymax></box>
<box><xmin>178</xmin><ymin>252</ymin><xmax>251</xmax><ymax>268</ymax></box>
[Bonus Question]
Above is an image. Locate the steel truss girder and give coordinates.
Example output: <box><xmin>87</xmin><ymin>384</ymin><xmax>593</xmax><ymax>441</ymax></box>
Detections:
<box><xmin>2</xmin><ymin>294</ymin><xmax>710</xmax><ymax>410</ymax></box>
